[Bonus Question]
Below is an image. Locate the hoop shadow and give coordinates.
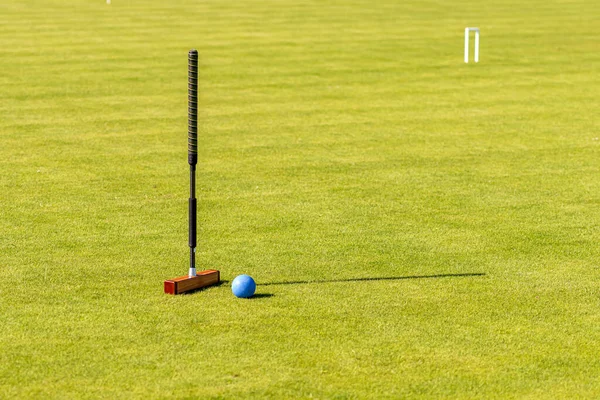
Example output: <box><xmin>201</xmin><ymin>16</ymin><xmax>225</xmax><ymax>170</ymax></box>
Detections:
<box><xmin>261</xmin><ymin>272</ymin><xmax>485</xmax><ymax>286</ymax></box>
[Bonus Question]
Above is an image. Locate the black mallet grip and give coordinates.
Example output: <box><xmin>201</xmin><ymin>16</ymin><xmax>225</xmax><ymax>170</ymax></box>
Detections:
<box><xmin>188</xmin><ymin>49</ymin><xmax>198</xmax><ymax>166</ymax></box>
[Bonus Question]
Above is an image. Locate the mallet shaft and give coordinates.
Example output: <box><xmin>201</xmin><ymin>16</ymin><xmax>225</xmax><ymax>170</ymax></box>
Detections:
<box><xmin>188</xmin><ymin>50</ymin><xmax>198</xmax><ymax>277</ymax></box>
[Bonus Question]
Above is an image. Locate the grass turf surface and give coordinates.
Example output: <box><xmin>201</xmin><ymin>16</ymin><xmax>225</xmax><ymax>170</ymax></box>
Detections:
<box><xmin>1</xmin><ymin>0</ymin><xmax>600</xmax><ymax>398</ymax></box>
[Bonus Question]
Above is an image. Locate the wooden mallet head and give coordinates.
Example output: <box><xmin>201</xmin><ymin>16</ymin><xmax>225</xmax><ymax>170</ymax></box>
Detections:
<box><xmin>164</xmin><ymin>269</ymin><xmax>220</xmax><ymax>295</ymax></box>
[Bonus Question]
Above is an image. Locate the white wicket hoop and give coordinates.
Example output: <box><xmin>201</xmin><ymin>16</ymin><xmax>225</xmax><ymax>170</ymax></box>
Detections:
<box><xmin>464</xmin><ymin>27</ymin><xmax>480</xmax><ymax>63</ymax></box>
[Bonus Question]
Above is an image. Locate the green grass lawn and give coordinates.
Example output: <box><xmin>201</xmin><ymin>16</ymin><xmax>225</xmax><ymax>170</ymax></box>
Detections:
<box><xmin>1</xmin><ymin>0</ymin><xmax>600</xmax><ymax>398</ymax></box>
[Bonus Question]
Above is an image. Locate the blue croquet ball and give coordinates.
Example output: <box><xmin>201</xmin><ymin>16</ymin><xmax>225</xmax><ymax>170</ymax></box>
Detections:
<box><xmin>232</xmin><ymin>275</ymin><xmax>256</xmax><ymax>298</ymax></box>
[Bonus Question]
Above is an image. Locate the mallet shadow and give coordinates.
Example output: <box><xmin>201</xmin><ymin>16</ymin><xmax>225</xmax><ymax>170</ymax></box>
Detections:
<box><xmin>261</xmin><ymin>272</ymin><xmax>485</xmax><ymax>286</ymax></box>
<box><xmin>182</xmin><ymin>273</ymin><xmax>484</xmax><ymax>297</ymax></box>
